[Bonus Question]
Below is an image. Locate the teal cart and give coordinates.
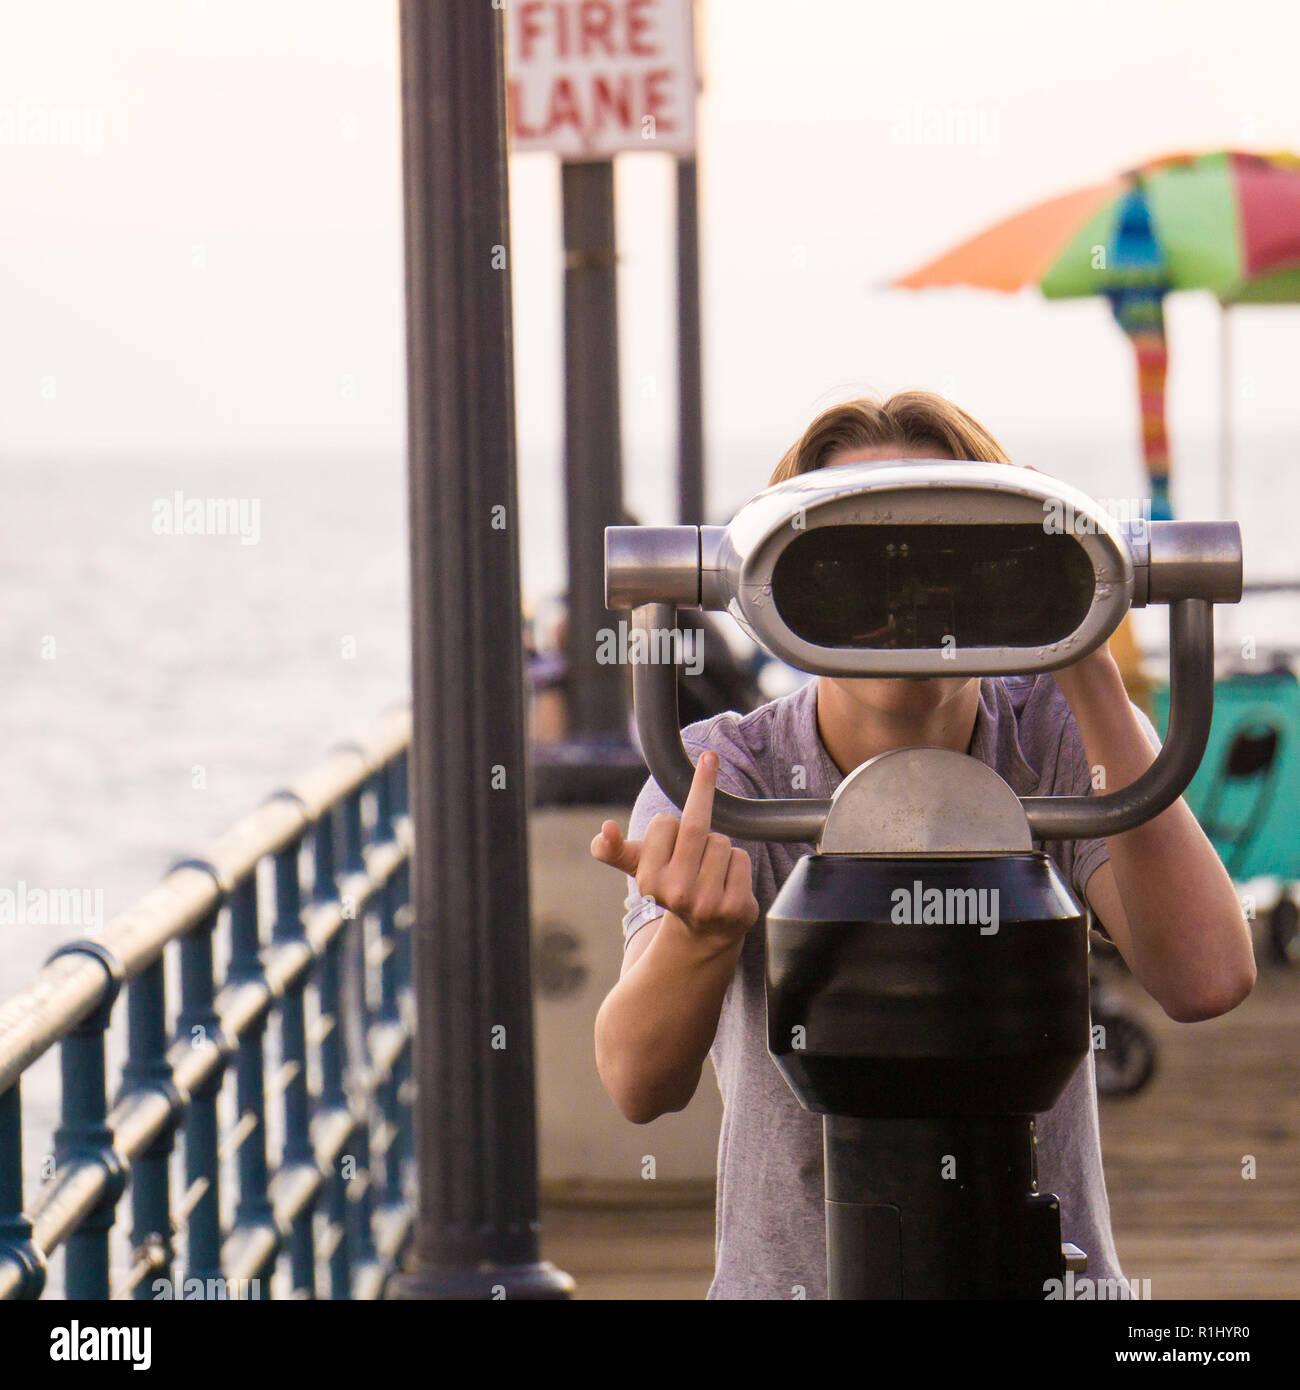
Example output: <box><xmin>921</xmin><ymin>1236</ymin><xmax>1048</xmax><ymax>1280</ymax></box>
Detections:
<box><xmin>1151</xmin><ymin>666</ymin><xmax>1300</xmax><ymax>963</ymax></box>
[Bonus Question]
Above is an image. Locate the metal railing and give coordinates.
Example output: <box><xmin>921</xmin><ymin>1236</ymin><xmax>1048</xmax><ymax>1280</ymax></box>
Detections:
<box><xmin>0</xmin><ymin>708</ymin><xmax>415</xmax><ymax>1300</ymax></box>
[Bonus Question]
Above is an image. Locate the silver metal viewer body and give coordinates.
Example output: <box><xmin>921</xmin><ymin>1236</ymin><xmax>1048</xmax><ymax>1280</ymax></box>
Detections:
<box><xmin>604</xmin><ymin>458</ymin><xmax>1241</xmax><ymax>843</ymax></box>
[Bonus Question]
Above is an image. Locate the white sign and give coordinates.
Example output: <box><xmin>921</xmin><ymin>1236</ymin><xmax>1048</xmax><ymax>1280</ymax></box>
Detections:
<box><xmin>507</xmin><ymin>0</ymin><xmax>696</xmax><ymax>159</ymax></box>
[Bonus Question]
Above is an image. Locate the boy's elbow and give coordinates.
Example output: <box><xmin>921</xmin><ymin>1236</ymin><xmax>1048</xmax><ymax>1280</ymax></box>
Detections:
<box><xmin>604</xmin><ymin>1055</ymin><xmax>698</xmax><ymax>1123</ymax></box>
<box><xmin>594</xmin><ymin>1030</ymin><xmax>660</xmax><ymax>1126</ymax></box>
<box><xmin>595</xmin><ymin>1034</ymin><xmax>695</xmax><ymax>1125</ymax></box>
<box><xmin>599</xmin><ymin>1064</ymin><xmax>679</xmax><ymax>1125</ymax></box>
<box><xmin>1162</xmin><ymin>959</ymin><xmax>1256</xmax><ymax>1023</ymax></box>
<box><xmin>620</xmin><ymin>1096</ymin><xmax>669</xmax><ymax>1126</ymax></box>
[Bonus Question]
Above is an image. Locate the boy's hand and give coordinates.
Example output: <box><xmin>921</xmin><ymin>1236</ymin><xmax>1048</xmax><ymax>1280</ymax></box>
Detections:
<box><xmin>590</xmin><ymin>751</ymin><xmax>759</xmax><ymax>947</ymax></box>
<box><xmin>1052</xmin><ymin>639</ymin><xmax>1122</xmax><ymax>713</ymax></box>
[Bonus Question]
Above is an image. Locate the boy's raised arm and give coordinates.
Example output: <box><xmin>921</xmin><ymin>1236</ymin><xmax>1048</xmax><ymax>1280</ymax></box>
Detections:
<box><xmin>590</xmin><ymin>752</ymin><xmax>759</xmax><ymax>1123</ymax></box>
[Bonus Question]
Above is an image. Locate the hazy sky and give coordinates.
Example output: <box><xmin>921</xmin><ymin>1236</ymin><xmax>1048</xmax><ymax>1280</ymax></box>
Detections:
<box><xmin>4</xmin><ymin>0</ymin><xmax>1300</xmax><ymax>503</ymax></box>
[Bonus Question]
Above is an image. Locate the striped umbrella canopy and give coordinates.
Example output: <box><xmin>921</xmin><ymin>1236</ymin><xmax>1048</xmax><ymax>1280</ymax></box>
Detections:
<box><xmin>893</xmin><ymin>150</ymin><xmax>1300</xmax><ymax>520</ymax></box>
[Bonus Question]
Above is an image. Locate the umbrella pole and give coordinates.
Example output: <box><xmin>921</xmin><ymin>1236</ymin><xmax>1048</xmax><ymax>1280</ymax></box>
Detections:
<box><xmin>1218</xmin><ymin>301</ymin><xmax>1236</xmax><ymax>657</ymax></box>
<box><xmin>1219</xmin><ymin>301</ymin><xmax>1234</xmax><ymax>523</ymax></box>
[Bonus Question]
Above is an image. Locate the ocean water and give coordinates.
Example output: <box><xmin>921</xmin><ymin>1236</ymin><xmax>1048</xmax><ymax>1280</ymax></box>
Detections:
<box><xmin>1</xmin><ymin>434</ymin><xmax>1297</xmax><ymax>1288</ymax></box>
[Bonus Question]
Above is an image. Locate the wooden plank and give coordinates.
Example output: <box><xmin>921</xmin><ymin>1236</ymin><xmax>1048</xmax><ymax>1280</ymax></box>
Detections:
<box><xmin>541</xmin><ymin>964</ymin><xmax>1300</xmax><ymax>1299</ymax></box>
<box><xmin>1099</xmin><ymin>961</ymin><xmax>1300</xmax><ymax>1300</ymax></box>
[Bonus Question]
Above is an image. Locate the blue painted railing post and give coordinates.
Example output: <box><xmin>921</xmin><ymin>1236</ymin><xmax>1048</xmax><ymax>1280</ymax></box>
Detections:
<box><xmin>119</xmin><ymin>957</ymin><xmax>182</xmax><ymax>1299</ymax></box>
<box><xmin>373</xmin><ymin>766</ymin><xmax>406</xmax><ymax>1209</ymax></box>
<box><xmin>273</xmin><ymin>838</ymin><xmax>318</xmax><ymax>1295</ymax></box>
<box><xmin>313</xmin><ymin>809</ymin><xmax>352</xmax><ymax>1299</ymax></box>
<box><xmin>178</xmin><ymin>907</ymin><xmax>227</xmax><ymax>1291</ymax></box>
<box><xmin>393</xmin><ymin>749</ymin><xmax>409</xmax><ymax>819</ymax></box>
<box><xmin>48</xmin><ymin>940</ymin><xmax>126</xmax><ymax>1300</ymax></box>
<box><xmin>391</xmin><ymin>759</ymin><xmax>414</xmax><ymax>1180</ymax></box>
<box><xmin>340</xmin><ymin>790</ymin><xmax>381</xmax><ymax>1276</ymax></box>
<box><xmin>227</xmin><ymin>874</ymin><xmax>277</xmax><ymax>1297</ymax></box>
<box><xmin>0</xmin><ymin>1083</ymin><xmax>46</xmax><ymax>1299</ymax></box>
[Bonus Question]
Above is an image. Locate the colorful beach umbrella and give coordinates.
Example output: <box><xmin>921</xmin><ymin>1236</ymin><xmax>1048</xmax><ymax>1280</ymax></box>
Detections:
<box><xmin>893</xmin><ymin>150</ymin><xmax>1300</xmax><ymax>520</ymax></box>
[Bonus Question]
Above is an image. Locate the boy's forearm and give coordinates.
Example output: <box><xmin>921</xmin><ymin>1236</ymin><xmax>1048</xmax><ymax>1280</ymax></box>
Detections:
<box><xmin>1056</xmin><ymin>653</ymin><xmax>1255</xmax><ymax>1019</ymax></box>
<box><xmin>595</xmin><ymin>911</ymin><xmax>745</xmax><ymax>1123</ymax></box>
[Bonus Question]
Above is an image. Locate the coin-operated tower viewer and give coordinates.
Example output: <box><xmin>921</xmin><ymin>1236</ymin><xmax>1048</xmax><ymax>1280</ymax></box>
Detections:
<box><xmin>604</xmin><ymin>459</ymin><xmax>1241</xmax><ymax>1299</ymax></box>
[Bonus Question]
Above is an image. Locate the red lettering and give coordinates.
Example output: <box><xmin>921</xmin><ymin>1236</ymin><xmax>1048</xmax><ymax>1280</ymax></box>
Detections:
<box><xmin>579</xmin><ymin>1</ymin><xmax>616</xmax><ymax>56</ymax></box>
<box><xmin>517</xmin><ymin>1</ymin><xmax>547</xmax><ymax>61</ymax></box>
<box><xmin>506</xmin><ymin>79</ymin><xmax>539</xmax><ymax>140</ymax></box>
<box><xmin>592</xmin><ymin>74</ymin><xmax>632</xmax><ymax>132</ymax></box>
<box><xmin>626</xmin><ymin>0</ymin><xmax>658</xmax><ymax>56</ymax></box>
<box><xmin>555</xmin><ymin>1</ymin><xmax>573</xmax><ymax>57</ymax></box>
<box><xmin>643</xmin><ymin>68</ymin><xmax>677</xmax><ymax>131</ymax></box>
<box><xmin>545</xmin><ymin>76</ymin><xmax>585</xmax><ymax>135</ymax></box>
<box><xmin>512</xmin><ymin>1</ymin><xmax>688</xmax><ymax>149</ymax></box>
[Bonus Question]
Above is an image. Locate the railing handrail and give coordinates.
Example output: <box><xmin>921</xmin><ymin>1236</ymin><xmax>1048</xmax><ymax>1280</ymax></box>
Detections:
<box><xmin>0</xmin><ymin>703</ymin><xmax>416</xmax><ymax>1300</ymax></box>
<box><xmin>0</xmin><ymin>706</ymin><xmax>411</xmax><ymax>1096</ymax></box>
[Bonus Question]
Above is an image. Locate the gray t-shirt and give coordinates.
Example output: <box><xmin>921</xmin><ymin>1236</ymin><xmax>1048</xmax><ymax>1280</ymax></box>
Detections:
<box><xmin>623</xmin><ymin>673</ymin><xmax>1158</xmax><ymax>1300</ymax></box>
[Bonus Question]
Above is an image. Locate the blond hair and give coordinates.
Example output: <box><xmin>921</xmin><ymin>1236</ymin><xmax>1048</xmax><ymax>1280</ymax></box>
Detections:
<box><xmin>770</xmin><ymin>390</ymin><xmax>1010</xmax><ymax>485</ymax></box>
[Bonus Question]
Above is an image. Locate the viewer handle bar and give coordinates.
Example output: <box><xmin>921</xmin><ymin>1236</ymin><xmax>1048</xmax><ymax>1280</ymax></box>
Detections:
<box><xmin>632</xmin><ymin>604</ymin><xmax>832</xmax><ymax>842</ymax></box>
<box><xmin>633</xmin><ymin>600</ymin><xmax>1215</xmax><ymax>845</ymax></box>
<box><xmin>1022</xmin><ymin>599</ymin><xmax>1214</xmax><ymax>839</ymax></box>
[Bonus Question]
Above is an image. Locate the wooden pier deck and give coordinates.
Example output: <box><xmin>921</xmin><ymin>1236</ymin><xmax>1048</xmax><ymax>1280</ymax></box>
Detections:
<box><xmin>540</xmin><ymin>960</ymin><xmax>1300</xmax><ymax>1300</ymax></box>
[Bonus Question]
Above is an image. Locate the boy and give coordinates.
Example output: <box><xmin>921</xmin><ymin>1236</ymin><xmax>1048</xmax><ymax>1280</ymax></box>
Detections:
<box><xmin>591</xmin><ymin>392</ymin><xmax>1256</xmax><ymax>1299</ymax></box>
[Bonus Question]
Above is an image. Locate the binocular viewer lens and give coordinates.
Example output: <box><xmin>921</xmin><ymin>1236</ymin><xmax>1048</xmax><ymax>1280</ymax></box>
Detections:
<box><xmin>605</xmin><ymin>460</ymin><xmax>1241</xmax><ymax>679</ymax></box>
<box><xmin>771</xmin><ymin>522</ymin><xmax>1096</xmax><ymax>652</ymax></box>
